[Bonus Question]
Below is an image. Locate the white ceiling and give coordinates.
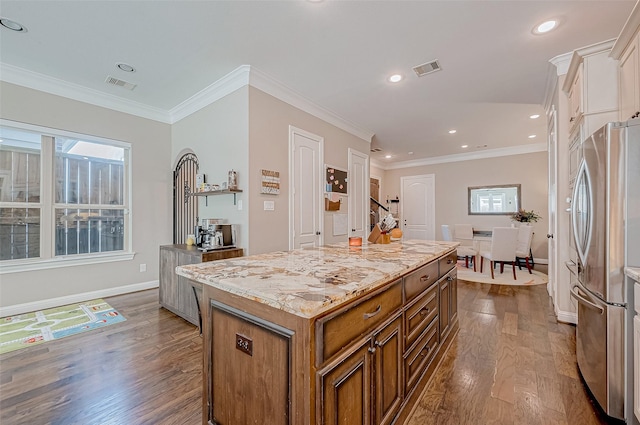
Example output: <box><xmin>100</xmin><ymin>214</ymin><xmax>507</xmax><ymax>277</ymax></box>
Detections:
<box><xmin>0</xmin><ymin>0</ymin><xmax>635</xmax><ymax>166</ymax></box>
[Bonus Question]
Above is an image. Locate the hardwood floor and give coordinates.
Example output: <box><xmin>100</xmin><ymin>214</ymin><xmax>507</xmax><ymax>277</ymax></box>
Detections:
<box><xmin>0</xmin><ymin>282</ymin><xmax>611</xmax><ymax>425</ymax></box>
<box><xmin>405</xmin><ymin>280</ymin><xmax>611</xmax><ymax>425</ymax></box>
<box><xmin>0</xmin><ymin>290</ymin><xmax>202</xmax><ymax>425</ymax></box>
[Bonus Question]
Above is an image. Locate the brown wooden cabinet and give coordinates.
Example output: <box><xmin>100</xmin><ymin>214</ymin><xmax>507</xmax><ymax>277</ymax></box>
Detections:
<box><xmin>198</xmin><ymin>248</ymin><xmax>459</xmax><ymax>425</ymax></box>
<box><xmin>374</xmin><ymin>315</ymin><xmax>403</xmax><ymax>425</ymax></box>
<box><xmin>159</xmin><ymin>244</ymin><xmax>243</xmax><ymax>326</ymax></box>
<box><xmin>318</xmin><ymin>337</ymin><xmax>373</xmax><ymax>425</ymax></box>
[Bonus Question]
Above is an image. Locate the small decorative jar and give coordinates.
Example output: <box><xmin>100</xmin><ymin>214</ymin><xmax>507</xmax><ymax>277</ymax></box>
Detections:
<box><xmin>228</xmin><ymin>170</ymin><xmax>238</xmax><ymax>190</ymax></box>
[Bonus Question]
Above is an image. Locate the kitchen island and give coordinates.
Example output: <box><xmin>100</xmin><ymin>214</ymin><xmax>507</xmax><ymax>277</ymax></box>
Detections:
<box><xmin>176</xmin><ymin>239</ymin><xmax>459</xmax><ymax>425</ymax></box>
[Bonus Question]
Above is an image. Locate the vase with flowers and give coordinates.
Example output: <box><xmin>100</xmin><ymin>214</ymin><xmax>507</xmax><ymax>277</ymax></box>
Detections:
<box><xmin>511</xmin><ymin>209</ymin><xmax>541</xmax><ymax>224</ymax></box>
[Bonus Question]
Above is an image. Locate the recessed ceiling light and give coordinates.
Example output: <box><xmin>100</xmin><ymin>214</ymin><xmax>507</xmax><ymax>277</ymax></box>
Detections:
<box><xmin>533</xmin><ymin>20</ymin><xmax>557</xmax><ymax>35</ymax></box>
<box><xmin>529</xmin><ymin>114</ymin><xmax>540</xmax><ymax>119</ymax></box>
<box><xmin>385</xmin><ymin>154</ymin><xmax>392</xmax><ymax>159</ymax></box>
<box><xmin>0</xmin><ymin>18</ymin><xmax>26</xmax><ymax>32</ymax></box>
<box><xmin>117</xmin><ymin>63</ymin><xmax>136</xmax><ymax>73</ymax></box>
<box><xmin>528</xmin><ymin>135</ymin><xmax>537</xmax><ymax>139</ymax></box>
<box><xmin>408</xmin><ymin>151</ymin><xmax>414</xmax><ymax>155</ymax></box>
<box><xmin>461</xmin><ymin>145</ymin><xmax>468</xmax><ymax>149</ymax></box>
<box><xmin>388</xmin><ymin>74</ymin><xmax>403</xmax><ymax>83</ymax></box>
<box><xmin>448</xmin><ymin>130</ymin><xmax>457</xmax><ymax>134</ymax></box>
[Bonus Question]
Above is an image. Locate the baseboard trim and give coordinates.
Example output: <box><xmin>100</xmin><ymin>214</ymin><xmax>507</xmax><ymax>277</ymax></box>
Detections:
<box><xmin>556</xmin><ymin>310</ymin><xmax>577</xmax><ymax>325</ymax></box>
<box><xmin>0</xmin><ymin>280</ymin><xmax>159</xmax><ymax>317</ymax></box>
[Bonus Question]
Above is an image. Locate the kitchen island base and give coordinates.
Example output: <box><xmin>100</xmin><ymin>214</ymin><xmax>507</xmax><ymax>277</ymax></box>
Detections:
<box><xmin>190</xmin><ymin>243</ymin><xmax>459</xmax><ymax>425</ymax></box>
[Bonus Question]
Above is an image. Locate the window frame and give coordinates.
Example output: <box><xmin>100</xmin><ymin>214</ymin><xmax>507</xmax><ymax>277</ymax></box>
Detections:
<box><xmin>0</xmin><ymin>119</ymin><xmax>134</xmax><ymax>274</ymax></box>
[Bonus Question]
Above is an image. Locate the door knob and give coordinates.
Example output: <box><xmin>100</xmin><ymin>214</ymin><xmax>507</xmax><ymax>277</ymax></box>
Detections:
<box><xmin>547</xmin><ymin>234</ymin><xmax>553</xmax><ymax>239</ymax></box>
<box><xmin>315</xmin><ymin>231</ymin><xmax>321</xmax><ymax>235</ymax></box>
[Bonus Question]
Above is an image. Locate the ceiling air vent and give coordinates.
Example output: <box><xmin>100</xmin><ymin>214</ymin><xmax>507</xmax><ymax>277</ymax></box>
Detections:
<box><xmin>413</xmin><ymin>60</ymin><xmax>441</xmax><ymax>77</ymax></box>
<box><xmin>370</xmin><ymin>148</ymin><xmax>382</xmax><ymax>153</ymax></box>
<box><xmin>105</xmin><ymin>75</ymin><xmax>136</xmax><ymax>91</ymax></box>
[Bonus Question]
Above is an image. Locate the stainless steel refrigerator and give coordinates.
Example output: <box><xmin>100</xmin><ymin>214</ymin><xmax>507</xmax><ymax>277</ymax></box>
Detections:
<box><xmin>569</xmin><ymin>120</ymin><xmax>640</xmax><ymax>422</ymax></box>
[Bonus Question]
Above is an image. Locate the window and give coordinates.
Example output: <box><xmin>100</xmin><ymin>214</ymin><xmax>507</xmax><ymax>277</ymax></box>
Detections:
<box><xmin>0</xmin><ymin>120</ymin><xmax>131</xmax><ymax>271</ymax></box>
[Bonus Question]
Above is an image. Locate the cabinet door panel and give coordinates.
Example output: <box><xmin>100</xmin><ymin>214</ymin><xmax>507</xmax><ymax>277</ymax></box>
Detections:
<box><xmin>318</xmin><ymin>341</ymin><xmax>372</xmax><ymax>425</ymax></box>
<box><xmin>374</xmin><ymin>315</ymin><xmax>403</xmax><ymax>425</ymax></box>
<box><xmin>439</xmin><ymin>279</ymin><xmax>450</xmax><ymax>339</ymax></box>
<box><xmin>211</xmin><ymin>305</ymin><xmax>292</xmax><ymax>425</ymax></box>
<box><xmin>448</xmin><ymin>271</ymin><xmax>457</xmax><ymax>324</ymax></box>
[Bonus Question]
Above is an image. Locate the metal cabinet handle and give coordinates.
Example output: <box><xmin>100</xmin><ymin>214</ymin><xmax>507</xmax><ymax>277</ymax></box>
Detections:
<box><xmin>419</xmin><ymin>307</ymin><xmax>430</xmax><ymax>316</ymax></box>
<box><xmin>419</xmin><ymin>275</ymin><xmax>430</xmax><ymax>282</ymax></box>
<box><xmin>447</xmin><ymin>259</ymin><xmax>454</xmax><ymax>264</ymax></box>
<box><xmin>447</xmin><ymin>276</ymin><xmax>454</xmax><ymax>282</ymax></box>
<box><xmin>363</xmin><ymin>305</ymin><xmax>382</xmax><ymax>319</ymax></box>
<box><xmin>368</xmin><ymin>346</ymin><xmax>376</xmax><ymax>354</ymax></box>
<box><xmin>570</xmin><ymin>286</ymin><xmax>604</xmax><ymax>314</ymax></box>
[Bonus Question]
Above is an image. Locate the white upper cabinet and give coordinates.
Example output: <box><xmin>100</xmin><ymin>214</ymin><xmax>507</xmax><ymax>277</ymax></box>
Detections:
<box><xmin>563</xmin><ymin>39</ymin><xmax>619</xmax><ymax>138</ymax></box>
<box><xmin>612</xmin><ymin>4</ymin><xmax>640</xmax><ymax>122</ymax></box>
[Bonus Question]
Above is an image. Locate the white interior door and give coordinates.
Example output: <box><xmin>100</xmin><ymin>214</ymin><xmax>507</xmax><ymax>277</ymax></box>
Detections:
<box><xmin>289</xmin><ymin>126</ymin><xmax>323</xmax><ymax>249</ymax></box>
<box><xmin>401</xmin><ymin>174</ymin><xmax>435</xmax><ymax>240</ymax></box>
<box><xmin>348</xmin><ymin>148</ymin><xmax>369</xmax><ymax>241</ymax></box>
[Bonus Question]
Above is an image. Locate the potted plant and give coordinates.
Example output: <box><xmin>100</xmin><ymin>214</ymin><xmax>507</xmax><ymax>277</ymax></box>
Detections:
<box><xmin>511</xmin><ymin>209</ymin><xmax>541</xmax><ymax>224</ymax></box>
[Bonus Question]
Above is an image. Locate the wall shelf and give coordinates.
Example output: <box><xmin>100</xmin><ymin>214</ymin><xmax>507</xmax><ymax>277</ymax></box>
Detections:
<box><xmin>191</xmin><ymin>189</ymin><xmax>242</xmax><ymax>206</ymax></box>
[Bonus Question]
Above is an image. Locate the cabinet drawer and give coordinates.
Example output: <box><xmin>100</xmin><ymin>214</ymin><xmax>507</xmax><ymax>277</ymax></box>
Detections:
<box><xmin>318</xmin><ymin>280</ymin><xmax>402</xmax><ymax>364</ymax></box>
<box><xmin>635</xmin><ymin>282</ymin><xmax>640</xmax><ymax>314</ymax></box>
<box><xmin>404</xmin><ymin>319</ymin><xmax>439</xmax><ymax>394</ymax></box>
<box><xmin>438</xmin><ymin>251</ymin><xmax>457</xmax><ymax>274</ymax></box>
<box><xmin>404</xmin><ymin>282</ymin><xmax>438</xmax><ymax>349</ymax></box>
<box><xmin>404</xmin><ymin>261</ymin><xmax>438</xmax><ymax>302</ymax></box>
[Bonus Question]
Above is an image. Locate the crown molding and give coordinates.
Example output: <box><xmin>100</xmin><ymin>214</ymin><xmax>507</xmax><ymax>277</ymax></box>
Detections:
<box><xmin>248</xmin><ymin>67</ymin><xmax>374</xmax><ymax>142</ymax></box>
<box><xmin>549</xmin><ymin>51</ymin><xmax>572</xmax><ymax>76</ymax></box>
<box><xmin>0</xmin><ymin>63</ymin><xmax>171</xmax><ymax>123</ymax></box>
<box><xmin>0</xmin><ymin>62</ymin><xmax>373</xmax><ymax>142</ymax></box>
<box><xmin>376</xmin><ymin>143</ymin><xmax>547</xmax><ymax>171</ymax></box>
<box><xmin>169</xmin><ymin>65</ymin><xmax>251</xmax><ymax>124</ymax></box>
<box><xmin>611</xmin><ymin>0</ymin><xmax>640</xmax><ymax>59</ymax></box>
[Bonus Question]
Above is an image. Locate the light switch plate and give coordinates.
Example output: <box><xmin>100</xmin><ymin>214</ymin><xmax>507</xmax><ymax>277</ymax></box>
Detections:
<box><xmin>237</xmin><ymin>200</ymin><xmax>243</xmax><ymax>210</ymax></box>
<box><xmin>264</xmin><ymin>200</ymin><xmax>275</xmax><ymax>211</ymax></box>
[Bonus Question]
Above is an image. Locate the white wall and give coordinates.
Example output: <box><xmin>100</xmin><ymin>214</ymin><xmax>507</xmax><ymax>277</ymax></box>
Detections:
<box><xmin>247</xmin><ymin>87</ymin><xmax>370</xmax><ymax>254</ymax></box>
<box><xmin>0</xmin><ymin>82</ymin><xmax>172</xmax><ymax>309</ymax></box>
<box><xmin>383</xmin><ymin>152</ymin><xmax>549</xmax><ymax>261</ymax></box>
<box><xmin>171</xmin><ymin>87</ymin><xmax>250</xmax><ymax>251</ymax></box>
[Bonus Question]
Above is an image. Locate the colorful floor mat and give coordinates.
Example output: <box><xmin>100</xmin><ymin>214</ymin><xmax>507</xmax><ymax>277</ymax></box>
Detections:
<box><xmin>0</xmin><ymin>299</ymin><xmax>125</xmax><ymax>354</ymax></box>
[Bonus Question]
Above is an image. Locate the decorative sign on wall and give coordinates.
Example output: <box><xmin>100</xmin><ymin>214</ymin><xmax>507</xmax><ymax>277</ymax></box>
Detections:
<box><xmin>325</xmin><ymin>165</ymin><xmax>348</xmax><ymax>194</ymax></box>
<box><xmin>261</xmin><ymin>169</ymin><xmax>280</xmax><ymax>195</ymax></box>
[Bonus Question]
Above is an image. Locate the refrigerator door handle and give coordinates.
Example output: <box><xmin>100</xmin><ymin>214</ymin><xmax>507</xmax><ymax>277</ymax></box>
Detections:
<box><xmin>570</xmin><ymin>285</ymin><xmax>604</xmax><ymax>314</ymax></box>
<box><xmin>571</xmin><ymin>159</ymin><xmax>594</xmax><ymax>267</ymax></box>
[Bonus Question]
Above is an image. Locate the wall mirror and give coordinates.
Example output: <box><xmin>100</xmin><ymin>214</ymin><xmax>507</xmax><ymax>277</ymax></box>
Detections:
<box><xmin>468</xmin><ymin>184</ymin><xmax>520</xmax><ymax>215</ymax></box>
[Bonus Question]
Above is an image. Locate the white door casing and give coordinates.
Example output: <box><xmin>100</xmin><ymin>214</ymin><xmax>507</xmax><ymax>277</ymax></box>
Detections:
<box><xmin>289</xmin><ymin>126</ymin><xmax>324</xmax><ymax>250</ymax></box>
<box><xmin>348</xmin><ymin>148</ymin><xmax>369</xmax><ymax>241</ymax></box>
<box><xmin>401</xmin><ymin>174</ymin><xmax>435</xmax><ymax>240</ymax></box>
<box><xmin>548</xmin><ymin>106</ymin><xmax>558</xmax><ymax>300</ymax></box>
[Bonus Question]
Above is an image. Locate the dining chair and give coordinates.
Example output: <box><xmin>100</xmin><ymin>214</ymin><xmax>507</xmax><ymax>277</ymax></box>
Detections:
<box><xmin>449</xmin><ymin>224</ymin><xmax>478</xmax><ymax>271</ymax></box>
<box><xmin>479</xmin><ymin>227</ymin><xmax>519</xmax><ymax>280</ymax></box>
<box><xmin>441</xmin><ymin>225</ymin><xmax>453</xmax><ymax>241</ymax></box>
<box><xmin>453</xmin><ymin>224</ymin><xmax>474</xmax><ymax>246</ymax></box>
<box><xmin>515</xmin><ymin>224</ymin><xmax>535</xmax><ymax>274</ymax></box>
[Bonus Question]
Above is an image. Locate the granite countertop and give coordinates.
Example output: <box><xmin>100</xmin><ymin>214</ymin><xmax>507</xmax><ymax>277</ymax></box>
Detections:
<box><xmin>626</xmin><ymin>267</ymin><xmax>640</xmax><ymax>282</ymax></box>
<box><xmin>175</xmin><ymin>239</ymin><xmax>458</xmax><ymax>318</ymax></box>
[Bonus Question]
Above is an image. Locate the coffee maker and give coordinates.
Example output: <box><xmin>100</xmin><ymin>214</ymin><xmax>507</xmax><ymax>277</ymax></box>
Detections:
<box><xmin>195</xmin><ymin>223</ymin><xmax>237</xmax><ymax>251</ymax></box>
